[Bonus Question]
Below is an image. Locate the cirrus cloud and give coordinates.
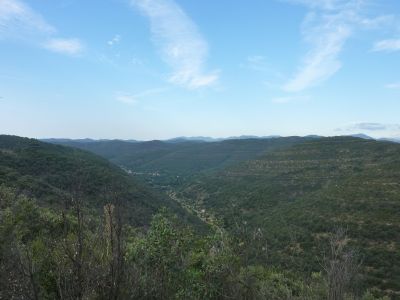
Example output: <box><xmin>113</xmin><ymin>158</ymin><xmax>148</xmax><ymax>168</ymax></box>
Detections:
<box><xmin>43</xmin><ymin>38</ymin><xmax>84</xmax><ymax>55</ymax></box>
<box><xmin>271</xmin><ymin>95</ymin><xmax>310</xmax><ymax>104</ymax></box>
<box><xmin>108</xmin><ymin>34</ymin><xmax>121</xmax><ymax>46</ymax></box>
<box><xmin>372</xmin><ymin>39</ymin><xmax>400</xmax><ymax>52</ymax></box>
<box><xmin>282</xmin><ymin>0</ymin><xmax>394</xmax><ymax>93</ymax></box>
<box><xmin>0</xmin><ymin>0</ymin><xmax>83</xmax><ymax>56</ymax></box>
<box><xmin>385</xmin><ymin>82</ymin><xmax>400</xmax><ymax>89</ymax></box>
<box><xmin>0</xmin><ymin>0</ymin><xmax>55</xmax><ymax>39</ymax></box>
<box><xmin>115</xmin><ymin>87</ymin><xmax>169</xmax><ymax>105</ymax></box>
<box><xmin>116</xmin><ymin>92</ymin><xmax>137</xmax><ymax>105</ymax></box>
<box><xmin>131</xmin><ymin>0</ymin><xmax>218</xmax><ymax>89</ymax></box>
<box><xmin>338</xmin><ymin>122</ymin><xmax>400</xmax><ymax>132</ymax></box>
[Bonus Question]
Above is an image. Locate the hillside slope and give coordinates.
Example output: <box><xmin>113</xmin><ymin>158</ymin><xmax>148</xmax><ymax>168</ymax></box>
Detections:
<box><xmin>44</xmin><ymin>135</ymin><xmax>400</xmax><ymax>296</ymax></box>
<box><xmin>48</xmin><ymin>137</ymin><xmax>316</xmax><ymax>187</ymax></box>
<box><xmin>0</xmin><ymin>135</ymin><xmax>200</xmax><ymax>227</ymax></box>
<box><xmin>178</xmin><ymin>137</ymin><xmax>400</xmax><ymax>296</ymax></box>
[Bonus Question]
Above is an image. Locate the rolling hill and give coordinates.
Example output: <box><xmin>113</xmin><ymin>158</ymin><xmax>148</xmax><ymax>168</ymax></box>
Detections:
<box><xmin>43</xmin><ymin>135</ymin><xmax>400</xmax><ymax>297</ymax></box>
<box><xmin>0</xmin><ymin>135</ymin><xmax>200</xmax><ymax>227</ymax></box>
<box><xmin>177</xmin><ymin>137</ymin><xmax>400</xmax><ymax>296</ymax></box>
<box><xmin>47</xmin><ymin>136</ymin><xmax>318</xmax><ymax>187</ymax></box>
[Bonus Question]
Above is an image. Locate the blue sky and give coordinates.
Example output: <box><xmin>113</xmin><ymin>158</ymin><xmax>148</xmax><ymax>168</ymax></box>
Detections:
<box><xmin>0</xmin><ymin>0</ymin><xmax>400</xmax><ymax>140</ymax></box>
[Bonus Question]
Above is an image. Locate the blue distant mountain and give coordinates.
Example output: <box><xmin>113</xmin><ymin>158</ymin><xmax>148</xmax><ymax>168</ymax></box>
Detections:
<box><xmin>42</xmin><ymin>134</ymin><xmax>400</xmax><ymax>145</ymax></box>
<box><xmin>379</xmin><ymin>137</ymin><xmax>400</xmax><ymax>143</ymax></box>
<box><xmin>41</xmin><ymin>138</ymin><xmax>139</xmax><ymax>143</ymax></box>
<box><xmin>349</xmin><ymin>133</ymin><xmax>374</xmax><ymax>140</ymax></box>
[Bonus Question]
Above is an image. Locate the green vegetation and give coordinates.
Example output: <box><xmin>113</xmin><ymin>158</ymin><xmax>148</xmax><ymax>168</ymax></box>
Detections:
<box><xmin>0</xmin><ymin>135</ymin><xmax>201</xmax><ymax>227</ymax></box>
<box><xmin>1</xmin><ymin>135</ymin><xmax>399</xmax><ymax>299</ymax></box>
<box><xmin>178</xmin><ymin>137</ymin><xmax>400</xmax><ymax>298</ymax></box>
<box><xmin>51</xmin><ymin>137</ymin><xmax>313</xmax><ymax>188</ymax></box>
<box><xmin>52</xmin><ymin>136</ymin><xmax>400</xmax><ymax>298</ymax></box>
<box><xmin>0</xmin><ymin>186</ymin><xmax>386</xmax><ymax>299</ymax></box>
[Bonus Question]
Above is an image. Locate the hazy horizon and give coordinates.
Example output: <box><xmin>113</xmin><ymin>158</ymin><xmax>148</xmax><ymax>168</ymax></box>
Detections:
<box><xmin>8</xmin><ymin>132</ymin><xmax>396</xmax><ymax>142</ymax></box>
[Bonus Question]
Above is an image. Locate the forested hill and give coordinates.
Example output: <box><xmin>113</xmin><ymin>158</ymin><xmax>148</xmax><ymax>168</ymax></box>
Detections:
<box><xmin>2</xmin><ymin>135</ymin><xmax>399</xmax><ymax>298</ymax></box>
<box><xmin>2</xmin><ymin>135</ymin><xmax>369</xmax><ymax>299</ymax></box>
<box><xmin>37</xmin><ymin>135</ymin><xmax>400</xmax><ymax>296</ymax></box>
<box><xmin>178</xmin><ymin>136</ymin><xmax>400</xmax><ymax>296</ymax></box>
<box><xmin>0</xmin><ymin>135</ymin><xmax>199</xmax><ymax>227</ymax></box>
<box><xmin>46</xmin><ymin>136</ymin><xmax>318</xmax><ymax>186</ymax></box>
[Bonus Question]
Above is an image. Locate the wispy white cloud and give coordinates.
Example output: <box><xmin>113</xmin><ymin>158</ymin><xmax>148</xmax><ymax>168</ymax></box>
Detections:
<box><xmin>43</xmin><ymin>38</ymin><xmax>84</xmax><ymax>55</ymax></box>
<box><xmin>282</xmin><ymin>2</ymin><xmax>355</xmax><ymax>92</ymax></box>
<box><xmin>131</xmin><ymin>57</ymin><xmax>143</xmax><ymax>65</ymax></box>
<box><xmin>282</xmin><ymin>0</ymin><xmax>393</xmax><ymax>92</ymax></box>
<box><xmin>116</xmin><ymin>93</ymin><xmax>137</xmax><ymax>105</ymax></box>
<box><xmin>271</xmin><ymin>95</ymin><xmax>310</xmax><ymax>104</ymax></box>
<box><xmin>131</xmin><ymin>0</ymin><xmax>218</xmax><ymax>89</ymax></box>
<box><xmin>352</xmin><ymin>122</ymin><xmax>389</xmax><ymax>131</ymax></box>
<box><xmin>338</xmin><ymin>122</ymin><xmax>400</xmax><ymax>132</ymax></box>
<box><xmin>283</xmin><ymin>20</ymin><xmax>351</xmax><ymax>92</ymax></box>
<box><xmin>283</xmin><ymin>0</ymin><xmax>350</xmax><ymax>11</ymax></box>
<box><xmin>372</xmin><ymin>39</ymin><xmax>400</xmax><ymax>52</ymax></box>
<box><xmin>0</xmin><ymin>0</ymin><xmax>83</xmax><ymax>56</ymax></box>
<box><xmin>385</xmin><ymin>82</ymin><xmax>400</xmax><ymax>89</ymax></box>
<box><xmin>115</xmin><ymin>87</ymin><xmax>168</xmax><ymax>105</ymax></box>
<box><xmin>358</xmin><ymin>15</ymin><xmax>395</xmax><ymax>29</ymax></box>
<box><xmin>108</xmin><ymin>34</ymin><xmax>121</xmax><ymax>46</ymax></box>
<box><xmin>0</xmin><ymin>0</ymin><xmax>55</xmax><ymax>39</ymax></box>
<box><xmin>241</xmin><ymin>55</ymin><xmax>269</xmax><ymax>72</ymax></box>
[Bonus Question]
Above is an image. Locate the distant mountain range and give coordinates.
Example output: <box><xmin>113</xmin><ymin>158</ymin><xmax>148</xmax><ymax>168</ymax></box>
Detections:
<box><xmin>41</xmin><ymin>138</ymin><xmax>139</xmax><ymax>144</ymax></box>
<box><xmin>165</xmin><ymin>135</ymin><xmax>282</xmax><ymax>143</ymax></box>
<box><xmin>41</xmin><ymin>134</ymin><xmax>400</xmax><ymax>144</ymax></box>
<box><xmin>379</xmin><ymin>137</ymin><xmax>400</xmax><ymax>143</ymax></box>
<box><xmin>349</xmin><ymin>133</ymin><xmax>374</xmax><ymax>140</ymax></box>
